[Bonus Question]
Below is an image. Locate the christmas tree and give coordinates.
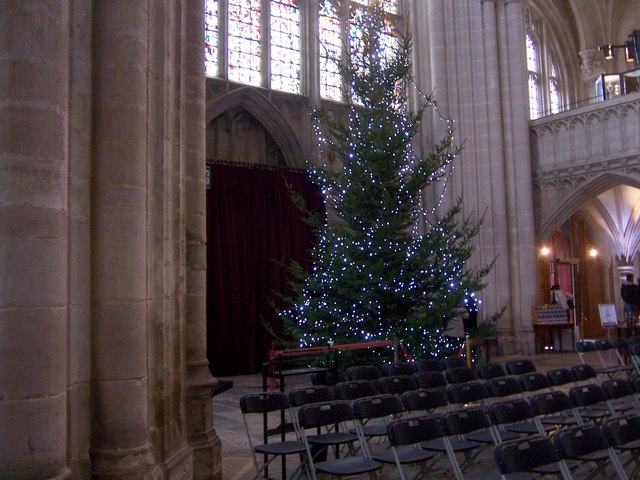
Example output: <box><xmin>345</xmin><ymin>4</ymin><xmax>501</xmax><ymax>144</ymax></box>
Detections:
<box><xmin>279</xmin><ymin>4</ymin><xmax>492</xmax><ymax>361</ymax></box>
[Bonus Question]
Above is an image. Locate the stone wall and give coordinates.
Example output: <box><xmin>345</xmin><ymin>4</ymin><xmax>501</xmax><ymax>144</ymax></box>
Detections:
<box><xmin>0</xmin><ymin>1</ymin><xmax>220</xmax><ymax>478</ymax></box>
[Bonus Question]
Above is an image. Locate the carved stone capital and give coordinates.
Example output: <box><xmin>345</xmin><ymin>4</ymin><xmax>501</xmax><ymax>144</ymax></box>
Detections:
<box><xmin>578</xmin><ymin>48</ymin><xmax>606</xmax><ymax>83</ymax></box>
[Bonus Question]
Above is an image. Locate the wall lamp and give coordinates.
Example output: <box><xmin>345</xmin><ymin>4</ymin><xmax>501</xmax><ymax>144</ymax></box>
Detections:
<box><xmin>599</xmin><ymin>30</ymin><xmax>640</xmax><ymax>64</ymax></box>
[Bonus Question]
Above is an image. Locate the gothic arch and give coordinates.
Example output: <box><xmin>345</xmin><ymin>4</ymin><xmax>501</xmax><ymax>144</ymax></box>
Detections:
<box><xmin>537</xmin><ymin>171</ymin><xmax>640</xmax><ymax>243</ymax></box>
<box><xmin>206</xmin><ymin>87</ymin><xmax>306</xmax><ymax>168</ymax></box>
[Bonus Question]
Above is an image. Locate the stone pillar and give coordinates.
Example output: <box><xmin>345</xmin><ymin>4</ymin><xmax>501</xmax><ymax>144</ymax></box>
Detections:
<box><xmin>502</xmin><ymin>0</ymin><xmax>538</xmax><ymax>352</ymax></box>
<box><xmin>0</xmin><ymin>2</ymin><xmax>70</xmax><ymax>479</ymax></box>
<box><xmin>480</xmin><ymin>0</ymin><xmax>512</xmax><ymax>340</ymax></box>
<box><xmin>90</xmin><ymin>1</ymin><xmax>154</xmax><ymax>477</ymax></box>
<box><xmin>184</xmin><ymin>1</ymin><xmax>222</xmax><ymax>479</ymax></box>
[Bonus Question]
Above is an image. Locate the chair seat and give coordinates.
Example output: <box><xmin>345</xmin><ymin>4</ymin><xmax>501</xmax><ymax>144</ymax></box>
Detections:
<box><xmin>531</xmin><ymin>459</ymin><xmax>579</xmax><ymax>474</ymax></box>
<box><xmin>307</xmin><ymin>431</ymin><xmax>358</xmax><ymax>446</ymax></box>
<box><xmin>466</xmin><ymin>428</ymin><xmax>520</xmax><ymax>444</ymax></box>
<box><xmin>616</xmin><ymin>438</ymin><xmax>640</xmax><ymax>450</ymax></box>
<box><xmin>565</xmin><ymin>450</ymin><xmax>610</xmax><ymax>463</ymax></box>
<box><xmin>314</xmin><ymin>456</ymin><xmax>382</xmax><ymax>476</ymax></box>
<box><xmin>373</xmin><ymin>445</ymin><xmax>435</xmax><ymax>464</ymax></box>
<box><xmin>505</xmin><ymin>421</ymin><xmax>555</xmax><ymax>434</ymax></box>
<box><xmin>421</xmin><ymin>436</ymin><xmax>478</xmax><ymax>452</ymax></box>
<box><xmin>540</xmin><ymin>415</ymin><xmax>578</xmax><ymax>426</ymax></box>
<box><xmin>254</xmin><ymin>440</ymin><xmax>306</xmax><ymax>456</ymax></box>
<box><xmin>350</xmin><ymin>423</ymin><xmax>387</xmax><ymax>437</ymax></box>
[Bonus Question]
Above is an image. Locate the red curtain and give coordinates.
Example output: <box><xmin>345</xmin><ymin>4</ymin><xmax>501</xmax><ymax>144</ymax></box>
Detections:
<box><xmin>206</xmin><ymin>164</ymin><xmax>324</xmax><ymax>376</ymax></box>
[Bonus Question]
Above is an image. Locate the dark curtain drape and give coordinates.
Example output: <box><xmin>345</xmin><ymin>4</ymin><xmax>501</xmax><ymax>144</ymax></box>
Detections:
<box><xmin>206</xmin><ymin>163</ymin><xmax>324</xmax><ymax>376</ymax></box>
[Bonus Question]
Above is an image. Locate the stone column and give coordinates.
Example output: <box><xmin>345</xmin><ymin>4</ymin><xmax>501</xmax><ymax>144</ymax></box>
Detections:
<box><xmin>480</xmin><ymin>0</ymin><xmax>512</xmax><ymax>340</ymax></box>
<box><xmin>0</xmin><ymin>2</ymin><xmax>70</xmax><ymax>479</ymax></box>
<box><xmin>90</xmin><ymin>1</ymin><xmax>154</xmax><ymax>477</ymax></box>
<box><xmin>184</xmin><ymin>1</ymin><xmax>222</xmax><ymax>479</ymax></box>
<box><xmin>502</xmin><ymin>0</ymin><xmax>538</xmax><ymax>352</ymax></box>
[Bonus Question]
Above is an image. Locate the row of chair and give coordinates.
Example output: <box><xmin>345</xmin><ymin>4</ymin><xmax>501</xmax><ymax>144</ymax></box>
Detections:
<box><xmin>241</xmin><ymin>382</ymin><xmax>640</xmax><ymax>479</ymax></box>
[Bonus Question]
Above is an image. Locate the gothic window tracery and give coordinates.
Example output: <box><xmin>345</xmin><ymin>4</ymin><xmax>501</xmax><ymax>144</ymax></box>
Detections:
<box><xmin>205</xmin><ymin>0</ymin><xmax>398</xmax><ymax>100</ymax></box>
<box><xmin>525</xmin><ymin>9</ymin><xmax>565</xmax><ymax>119</ymax></box>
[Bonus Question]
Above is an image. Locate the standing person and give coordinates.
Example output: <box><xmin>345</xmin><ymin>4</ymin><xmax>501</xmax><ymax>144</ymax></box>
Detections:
<box><xmin>551</xmin><ymin>284</ymin><xmax>574</xmax><ymax>323</ymax></box>
<box><xmin>621</xmin><ymin>273</ymin><xmax>638</xmax><ymax>326</ymax></box>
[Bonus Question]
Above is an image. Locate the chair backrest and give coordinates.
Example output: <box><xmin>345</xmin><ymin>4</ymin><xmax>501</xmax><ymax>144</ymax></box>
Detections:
<box><xmin>415</xmin><ymin>358</ymin><xmax>444</xmax><ymax>372</ymax></box>
<box><xmin>571</xmin><ymin>363</ymin><xmax>597</xmax><ymax>382</ymax></box>
<box><xmin>629</xmin><ymin>373</ymin><xmax>640</xmax><ymax>392</ymax></box>
<box><xmin>446</xmin><ymin>381</ymin><xmax>489</xmax><ymax>406</ymax></box>
<box><xmin>442</xmin><ymin>356</ymin><xmax>467</xmax><ymax>370</ymax></box>
<box><xmin>240</xmin><ymin>391</ymin><xmax>290</xmax><ymax>414</ymax></box>
<box><xmin>504</xmin><ymin>359</ymin><xmax>536</xmax><ymax>375</ymax></box>
<box><xmin>414</xmin><ymin>371</ymin><xmax>447</xmax><ymax>389</ymax></box>
<box><xmin>297</xmin><ymin>400</ymin><xmax>354</xmax><ymax>429</ymax></box>
<box><xmin>489</xmin><ymin>398</ymin><xmax>535</xmax><ymax>426</ymax></box>
<box><xmin>288</xmin><ymin>385</ymin><xmax>334</xmax><ymax>407</ymax></box>
<box><xmin>554</xmin><ymin>424</ymin><xmax>610</xmax><ymax>458</ymax></box>
<box><xmin>376</xmin><ymin>375</ymin><xmax>417</xmax><ymax>395</ymax></box>
<box><xmin>494</xmin><ymin>435</ymin><xmax>561</xmax><ymax>474</ymax></box>
<box><xmin>595</xmin><ymin>339</ymin><xmax>615</xmax><ymax>351</ymax></box>
<box><xmin>334</xmin><ymin>380</ymin><xmax>377</xmax><ymax>401</ymax></box>
<box><xmin>486</xmin><ymin>376</ymin><xmax>523</xmax><ymax>398</ymax></box>
<box><xmin>575</xmin><ymin>340</ymin><xmax>597</xmax><ymax>354</ymax></box>
<box><xmin>475</xmin><ymin>362</ymin><xmax>507</xmax><ymax>380</ymax></box>
<box><xmin>352</xmin><ymin>394</ymin><xmax>404</xmax><ymax>420</ymax></box>
<box><xmin>546</xmin><ymin>368</ymin><xmax>575</xmax><ymax>387</ymax></box>
<box><xmin>441</xmin><ymin>407</ymin><xmax>491</xmax><ymax>436</ymax></box>
<box><xmin>346</xmin><ymin>365</ymin><xmax>382</xmax><ymax>381</ymax></box>
<box><xmin>568</xmin><ymin>383</ymin><xmax>607</xmax><ymax>408</ymax></box>
<box><xmin>602</xmin><ymin>413</ymin><xmax>640</xmax><ymax>446</ymax></box>
<box><xmin>381</xmin><ymin>363</ymin><xmax>416</xmax><ymax>376</ymax></box>
<box><xmin>311</xmin><ymin>370</ymin><xmax>347</xmax><ymax>386</ymax></box>
<box><xmin>445</xmin><ymin>366</ymin><xmax>478</xmax><ymax>384</ymax></box>
<box><xmin>529</xmin><ymin>390</ymin><xmax>572</xmax><ymax>416</ymax></box>
<box><xmin>386</xmin><ymin>415</ymin><xmax>444</xmax><ymax>446</ymax></box>
<box><xmin>518</xmin><ymin>372</ymin><xmax>551</xmax><ymax>393</ymax></box>
<box><xmin>601</xmin><ymin>378</ymin><xmax>635</xmax><ymax>400</ymax></box>
<box><xmin>401</xmin><ymin>388</ymin><xmax>448</xmax><ymax>412</ymax></box>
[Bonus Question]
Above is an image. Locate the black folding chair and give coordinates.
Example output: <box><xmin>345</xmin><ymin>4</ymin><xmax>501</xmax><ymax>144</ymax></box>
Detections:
<box><xmin>239</xmin><ymin>391</ymin><xmax>309</xmax><ymax>480</ymax></box>
<box><xmin>384</xmin><ymin>415</ymin><xmax>442</xmax><ymax>480</ymax></box>
<box><xmin>489</xmin><ymin>398</ymin><xmax>541</xmax><ymax>440</ymax></box>
<box><xmin>413</xmin><ymin>370</ymin><xmax>447</xmax><ymax>390</ymax></box>
<box><xmin>546</xmin><ymin>367</ymin><xmax>576</xmax><ymax>388</ymax></box>
<box><xmin>440</xmin><ymin>407</ymin><xmax>493</xmax><ymax>478</ymax></box>
<box><xmin>568</xmin><ymin>383</ymin><xmax>614</xmax><ymax>424</ymax></box>
<box><xmin>416</xmin><ymin>358</ymin><xmax>444</xmax><ymax>373</ymax></box>
<box><xmin>445</xmin><ymin>366</ymin><xmax>478</xmax><ymax>385</ymax></box>
<box><xmin>376</xmin><ymin>375</ymin><xmax>418</xmax><ymax>395</ymax></box>
<box><xmin>401</xmin><ymin>388</ymin><xmax>450</xmax><ymax>417</ymax></box>
<box><xmin>576</xmin><ymin>341</ymin><xmax>622</xmax><ymax>380</ymax></box>
<box><xmin>601</xmin><ymin>377</ymin><xmax>637</xmax><ymax>412</ymax></box>
<box><xmin>494</xmin><ymin>435</ymin><xmax>573</xmax><ymax>480</ymax></box>
<box><xmin>352</xmin><ymin>393</ymin><xmax>404</xmax><ymax>443</ymax></box>
<box><xmin>602</xmin><ymin>413</ymin><xmax>640</xmax><ymax>478</ymax></box>
<box><xmin>442</xmin><ymin>356</ymin><xmax>468</xmax><ymax>370</ymax></box>
<box><xmin>382</xmin><ymin>362</ymin><xmax>416</xmax><ymax>376</ymax></box>
<box><xmin>476</xmin><ymin>362</ymin><xmax>508</xmax><ymax>381</ymax></box>
<box><xmin>554</xmin><ymin>423</ymin><xmax>628</xmax><ymax>480</ymax></box>
<box><xmin>334</xmin><ymin>379</ymin><xmax>377</xmax><ymax>403</ymax></box>
<box><xmin>297</xmin><ymin>400</ymin><xmax>381</xmax><ymax>479</ymax></box>
<box><xmin>529</xmin><ymin>390</ymin><xmax>579</xmax><ymax>429</ymax></box>
<box><xmin>518</xmin><ymin>372</ymin><xmax>552</xmax><ymax>395</ymax></box>
<box><xmin>504</xmin><ymin>359</ymin><xmax>536</xmax><ymax>376</ymax></box>
<box><xmin>345</xmin><ymin>365</ymin><xmax>382</xmax><ymax>381</ymax></box>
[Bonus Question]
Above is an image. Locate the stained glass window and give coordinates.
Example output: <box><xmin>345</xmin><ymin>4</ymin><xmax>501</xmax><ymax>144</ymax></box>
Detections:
<box><xmin>319</xmin><ymin>0</ymin><xmax>343</xmax><ymax>101</ymax></box>
<box><xmin>351</xmin><ymin>0</ymin><xmax>398</xmax><ymax>14</ymax></box>
<box><xmin>205</xmin><ymin>0</ymin><xmax>219</xmax><ymax>78</ymax></box>
<box><xmin>228</xmin><ymin>0</ymin><xmax>262</xmax><ymax>86</ymax></box>
<box><xmin>270</xmin><ymin>0</ymin><xmax>301</xmax><ymax>93</ymax></box>
<box><xmin>526</xmin><ymin>33</ymin><xmax>541</xmax><ymax>119</ymax></box>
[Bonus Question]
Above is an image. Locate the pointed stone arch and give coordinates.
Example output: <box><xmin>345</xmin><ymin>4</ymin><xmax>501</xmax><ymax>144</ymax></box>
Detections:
<box><xmin>206</xmin><ymin>87</ymin><xmax>306</xmax><ymax>168</ymax></box>
<box><xmin>537</xmin><ymin>171</ymin><xmax>640</xmax><ymax>243</ymax></box>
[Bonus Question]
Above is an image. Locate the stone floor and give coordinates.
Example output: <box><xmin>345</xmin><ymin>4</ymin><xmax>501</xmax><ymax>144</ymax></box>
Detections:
<box><xmin>212</xmin><ymin>351</ymin><xmax>636</xmax><ymax>479</ymax></box>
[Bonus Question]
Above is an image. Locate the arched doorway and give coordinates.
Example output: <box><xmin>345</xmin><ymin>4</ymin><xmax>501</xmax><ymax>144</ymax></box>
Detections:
<box><xmin>205</xmin><ymin>99</ymin><xmax>323</xmax><ymax>376</ymax></box>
